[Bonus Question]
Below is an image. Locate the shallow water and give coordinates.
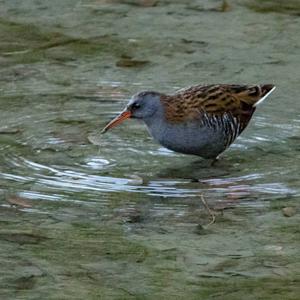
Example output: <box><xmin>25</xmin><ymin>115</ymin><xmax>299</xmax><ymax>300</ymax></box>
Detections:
<box><xmin>0</xmin><ymin>1</ymin><xmax>300</xmax><ymax>299</ymax></box>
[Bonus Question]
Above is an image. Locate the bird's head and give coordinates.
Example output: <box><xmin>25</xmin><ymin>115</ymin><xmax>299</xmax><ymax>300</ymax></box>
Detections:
<box><xmin>101</xmin><ymin>91</ymin><xmax>163</xmax><ymax>133</ymax></box>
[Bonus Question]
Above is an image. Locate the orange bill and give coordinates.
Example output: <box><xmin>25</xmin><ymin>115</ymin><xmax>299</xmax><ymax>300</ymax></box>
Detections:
<box><xmin>101</xmin><ymin>110</ymin><xmax>132</xmax><ymax>134</ymax></box>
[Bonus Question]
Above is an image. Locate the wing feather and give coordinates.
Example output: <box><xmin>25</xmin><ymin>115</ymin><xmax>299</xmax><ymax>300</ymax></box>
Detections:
<box><xmin>162</xmin><ymin>84</ymin><xmax>275</xmax><ymax>134</ymax></box>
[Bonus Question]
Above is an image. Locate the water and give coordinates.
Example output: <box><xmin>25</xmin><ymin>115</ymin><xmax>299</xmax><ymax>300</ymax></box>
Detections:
<box><xmin>0</xmin><ymin>1</ymin><xmax>299</xmax><ymax>299</ymax></box>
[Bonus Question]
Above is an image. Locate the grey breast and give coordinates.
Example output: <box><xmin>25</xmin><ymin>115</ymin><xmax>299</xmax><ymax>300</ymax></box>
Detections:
<box><xmin>143</xmin><ymin>114</ymin><xmax>236</xmax><ymax>158</ymax></box>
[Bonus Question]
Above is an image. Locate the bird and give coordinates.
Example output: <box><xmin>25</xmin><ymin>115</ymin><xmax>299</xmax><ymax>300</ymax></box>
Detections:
<box><xmin>101</xmin><ymin>84</ymin><xmax>276</xmax><ymax>161</ymax></box>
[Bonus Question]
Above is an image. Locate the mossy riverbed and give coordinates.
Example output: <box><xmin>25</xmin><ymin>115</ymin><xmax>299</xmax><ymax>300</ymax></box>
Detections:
<box><xmin>0</xmin><ymin>0</ymin><xmax>299</xmax><ymax>299</ymax></box>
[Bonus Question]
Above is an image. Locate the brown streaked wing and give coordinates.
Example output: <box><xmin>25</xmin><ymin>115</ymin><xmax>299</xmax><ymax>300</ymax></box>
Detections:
<box><xmin>162</xmin><ymin>84</ymin><xmax>273</xmax><ymax>133</ymax></box>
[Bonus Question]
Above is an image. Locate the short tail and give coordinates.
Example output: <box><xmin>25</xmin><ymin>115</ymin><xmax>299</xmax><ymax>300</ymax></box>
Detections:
<box><xmin>253</xmin><ymin>84</ymin><xmax>276</xmax><ymax>107</ymax></box>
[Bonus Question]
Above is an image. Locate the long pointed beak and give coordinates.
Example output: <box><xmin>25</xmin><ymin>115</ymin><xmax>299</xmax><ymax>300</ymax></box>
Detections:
<box><xmin>101</xmin><ymin>110</ymin><xmax>132</xmax><ymax>134</ymax></box>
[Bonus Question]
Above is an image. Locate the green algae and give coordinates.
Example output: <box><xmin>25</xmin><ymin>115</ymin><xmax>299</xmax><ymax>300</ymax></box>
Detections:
<box><xmin>0</xmin><ymin>18</ymin><xmax>135</xmax><ymax>66</ymax></box>
<box><xmin>0</xmin><ymin>0</ymin><xmax>300</xmax><ymax>299</ymax></box>
<box><xmin>246</xmin><ymin>0</ymin><xmax>300</xmax><ymax>15</ymax></box>
<box><xmin>192</xmin><ymin>277</ymin><xmax>300</xmax><ymax>300</ymax></box>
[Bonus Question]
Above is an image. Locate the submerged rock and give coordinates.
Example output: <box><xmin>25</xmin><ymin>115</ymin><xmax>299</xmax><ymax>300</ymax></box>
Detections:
<box><xmin>282</xmin><ymin>206</ymin><xmax>297</xmax><ymax>217</ymax></box>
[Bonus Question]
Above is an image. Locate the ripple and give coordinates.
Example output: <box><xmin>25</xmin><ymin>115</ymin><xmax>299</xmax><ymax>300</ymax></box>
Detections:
<box><xmin>0</xmin><ymin>153</ymin><xmax>296</xmax><ymax>209</ymax></box>
<box><xmin>0</xmin><ymin>82</ymin><xmax>299</xmax><ymax>218</ymax></box>
<box><xmin>84</xmin><ymin>157</ymin><xmax>112</xmax><ymax>170</ymax></box>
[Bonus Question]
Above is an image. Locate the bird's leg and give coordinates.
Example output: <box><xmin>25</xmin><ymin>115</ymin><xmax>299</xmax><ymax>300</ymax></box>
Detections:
<box><xmin>210</xmin><ymin>156</ymin><xmax>219</xmax><ymax>166</ymax></box>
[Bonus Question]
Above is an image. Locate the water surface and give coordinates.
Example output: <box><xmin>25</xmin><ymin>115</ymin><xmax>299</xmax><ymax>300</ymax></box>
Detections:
<box><xmin>0</xmin><ymin>1</ymin><xmax>299</xmax><ymax>299</ymax></box>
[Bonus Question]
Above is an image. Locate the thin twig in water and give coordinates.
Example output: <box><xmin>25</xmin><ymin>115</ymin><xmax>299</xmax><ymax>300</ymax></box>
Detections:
<box><xmin>200</xmin><ymin>194</ymin><xmax>216</xmax><ymax>226</ymax></box>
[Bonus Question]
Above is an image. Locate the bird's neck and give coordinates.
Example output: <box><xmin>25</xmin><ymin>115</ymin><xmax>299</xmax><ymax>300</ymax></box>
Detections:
<box><xmin>143</xmin><ymin>110</ymin><xmax>168</xmax><ymax>143</ymax></box>
<box><xmin>143</xmin><ymin>106</ymin><xmax>165</xmax><ymax>128</ymax></box>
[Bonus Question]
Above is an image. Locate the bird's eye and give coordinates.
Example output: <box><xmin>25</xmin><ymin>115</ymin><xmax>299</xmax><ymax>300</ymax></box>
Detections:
<box><xmin>131</xmin><ymin>103</ymin><xmax>141</xmax><ymax>110</ymax></box>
